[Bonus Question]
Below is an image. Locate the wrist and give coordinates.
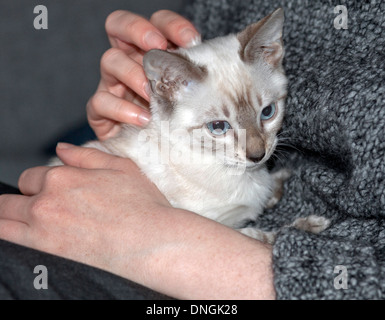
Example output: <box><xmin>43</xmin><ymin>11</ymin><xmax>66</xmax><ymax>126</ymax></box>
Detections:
<box><xmin>139</xmin><ymin>208</ymin><xmax>275</xmax><ymax>299</ymax></box>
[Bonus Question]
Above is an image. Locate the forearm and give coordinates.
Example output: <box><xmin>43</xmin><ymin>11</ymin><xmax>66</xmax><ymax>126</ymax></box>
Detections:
<box><xmin>0</xmin><ymin>146</ymin><xmax>275</xmax><ymax>300</ymax></box>
<box><xmin>114</xmin><ymin>208</ymin><xmax>275</xmax><ymax>300</ymax></box>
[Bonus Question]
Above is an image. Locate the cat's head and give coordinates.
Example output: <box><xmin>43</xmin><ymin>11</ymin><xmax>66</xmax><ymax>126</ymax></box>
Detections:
<box><xmin>143</xmin><ymin>8</ymin><xmax>287</xmax><ymax>171</ymax></box>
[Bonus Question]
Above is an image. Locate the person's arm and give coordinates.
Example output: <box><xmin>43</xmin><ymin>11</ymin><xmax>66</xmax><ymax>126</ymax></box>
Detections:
<box><xmin>0</xmin><ymin>144</ymin><xmax>275</xmax><ymax>299</ymax></box>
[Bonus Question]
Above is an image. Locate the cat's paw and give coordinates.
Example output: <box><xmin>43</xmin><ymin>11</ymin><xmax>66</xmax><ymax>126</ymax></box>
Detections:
<box><xmin>291</xmin><ymin>215</ymin><xmax>330</xmax><ymax>234</ymax></box>
<box><xmin>239</xmin><ymin>227</ymin><xmax>277</xmax><ymax>244</ymax></box>
<box><xmin>266</xmin><ymin>168</ymin><xmax>292</xmax><ymax>208</ymax></box>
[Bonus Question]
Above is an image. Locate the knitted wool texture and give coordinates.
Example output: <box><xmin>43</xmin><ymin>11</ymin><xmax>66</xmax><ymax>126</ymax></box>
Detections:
<box><xmin>185</xmin><ymin>0</ymin><xmax>385</xmax><ymax>299</ymax></box>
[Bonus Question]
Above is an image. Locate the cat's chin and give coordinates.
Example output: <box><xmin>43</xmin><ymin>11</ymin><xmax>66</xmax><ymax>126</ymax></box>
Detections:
<box><xmin>223</xmin><ymin>159</ymin><xmax>264</xmax><ymax>171</ymax></box>
<box><xmin>245</xmin><ymin>162</ymin><xmax>265</xmax><ymax>171</ymax></box>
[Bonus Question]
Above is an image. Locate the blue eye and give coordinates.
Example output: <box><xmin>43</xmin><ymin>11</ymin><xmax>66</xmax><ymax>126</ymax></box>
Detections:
<box><xmin>261</xmin><ymin>103</ymin><xmax>276</xmax><ymax>121</ymax></box>
<box><xmin>207</xmin><ymin>121</ymin><xmax>232</xmax><ymax>135</ymax></box>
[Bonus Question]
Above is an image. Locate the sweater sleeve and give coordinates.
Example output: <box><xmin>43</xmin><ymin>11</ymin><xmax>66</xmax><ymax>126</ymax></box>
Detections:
<box><xmin>272</xmin><ymin>218</ymin><xmax>385</xmax><ymax>299</ymax></box>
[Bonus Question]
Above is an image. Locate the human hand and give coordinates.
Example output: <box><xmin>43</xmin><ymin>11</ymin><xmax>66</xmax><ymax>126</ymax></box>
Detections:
<box><xmin>0</xmin><ymin>143</ymin><xmax>172</xmax><ymax>271</ymax></box>
<box><xmin>87</xmin><ymin>10</ymin><xmax>200</xmax><ymax>140</ymax></box>
<box><xmin>0</xmin><ymin>144</ymin><xmax>274</xmax><ymax>299</ymax></box>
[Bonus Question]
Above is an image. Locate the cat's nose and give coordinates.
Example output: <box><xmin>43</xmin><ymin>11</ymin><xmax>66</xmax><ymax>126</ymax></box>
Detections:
<box><xmin>248</xmin><ymin>152</ymin><xmax>266</xmax><ymax>163</ymax></box>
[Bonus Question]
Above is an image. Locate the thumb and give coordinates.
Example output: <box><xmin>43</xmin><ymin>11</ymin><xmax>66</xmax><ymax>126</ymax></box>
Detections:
<box><xmin>56</xmin><ymin>142</ymin><xmax>126</xmax><ymax>170</ymax></box>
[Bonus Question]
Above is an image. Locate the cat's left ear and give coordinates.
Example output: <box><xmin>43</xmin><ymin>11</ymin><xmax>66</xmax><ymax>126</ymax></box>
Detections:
<box><xmin>143</xmin><ymin>49</ymin><xmax>207</xmax><ymax>102</ymax></box>
<box><xmin>237</xmin><ymin>8</ymin><xmax>285</xmax><ymax>67</ymax></box>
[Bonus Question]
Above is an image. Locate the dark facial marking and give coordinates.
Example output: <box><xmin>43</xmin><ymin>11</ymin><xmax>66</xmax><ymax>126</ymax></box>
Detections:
<box><xmin>222</xmin><ymin>105</ymin><xmax>230</xmax><ymax>118</ymax></box>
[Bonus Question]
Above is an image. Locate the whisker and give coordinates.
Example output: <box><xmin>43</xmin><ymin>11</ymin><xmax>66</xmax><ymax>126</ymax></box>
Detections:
<box><xmin>276</xmin><ymin>132</ymin><xmax>303</xmax><ymax>154</ymax></box>
<box><xmin>271</xmin><ymin>150</ymin><xmax>288</xmax><ymax>166</ymax></box>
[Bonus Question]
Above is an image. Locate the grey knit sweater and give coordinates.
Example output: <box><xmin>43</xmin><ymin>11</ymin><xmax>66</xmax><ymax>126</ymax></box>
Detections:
<box><xmin>185</xmin><ymin>0</ymin><xmax>385</xmax><ymax>299</ymax></box>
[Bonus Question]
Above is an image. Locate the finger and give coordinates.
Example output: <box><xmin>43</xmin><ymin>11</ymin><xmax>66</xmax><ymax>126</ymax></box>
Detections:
<box><xmin>105</xmin><ymin>10</ymin><xmax>168</xmax><ymax>51</ymax></box>
<box><xmin>18</xmin><ymin>166</ymin><xmax>52</xmax><ymax>196</ymax></box>
<box><xmin>0</xmin><ymin>219</ymin><xmax>30</xmax><ymax>247</ymax></box>
<box><xmin>87</xmin><ymin>91</ymin><xmax>151</xmax><ymax>129</ymax></box>
<box><xmin>0</xmin><ymin>194</ymin><xmax>29</xmax><ymax>224</ymax></box>
<box><xmin>56</xmin><ymin>144</ymin><xmax>133</xmax><ymax>171</ymax></box>
<box><xmin>150</xmin><ymin>10</ymin><xmax>201</xmax><ymax>48</ymax></box>
<box><xmin>100</xmin><ymin>48</ymin><xmax>149</xmax><ymax>101</ymax></box>
<box><xmin>119</xmin><ymin>43</ymin><xmax>146</xmax><ymax>65</ymax></box>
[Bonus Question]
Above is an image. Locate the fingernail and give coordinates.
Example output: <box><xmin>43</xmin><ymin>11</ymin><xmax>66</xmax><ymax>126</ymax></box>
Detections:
<box><xmin>144</xmin><ymin>31</ymin><xmax>167</xmax><ymax>49</ymax></box>
<box><xmin>144</xmin><ymin>82</ymin><xmax>151</xmax><ymax>100</ymax></box>
<box><xmin>57</xmin><ymin>142</ymin><xmax>74</xmax><ymax>150</ymax></box>
<box><xmin>138</xmin><ymin>111</ymin><xmax>151</xmax><ymax>126</ymax></box>
<box><xmin>180</xmin><ymin>28</ymin><xmax>201</xmax><ymax>47</ymax></box>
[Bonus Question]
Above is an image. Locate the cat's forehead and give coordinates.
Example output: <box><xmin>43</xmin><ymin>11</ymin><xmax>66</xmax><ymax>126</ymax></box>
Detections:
<box><xmin>192</xmin><ymin>37</ymin><xmax>250</xmax><ymax>77</ymax></box>
<box><xmin>182</xmin><ymin>35</ymin><xmax>279</xmax><ymax>103</ymax></box>
<box><xmin>176</xmin><ymin>34</ymin><xmax>287</xmax><ymax>123</ymax></box>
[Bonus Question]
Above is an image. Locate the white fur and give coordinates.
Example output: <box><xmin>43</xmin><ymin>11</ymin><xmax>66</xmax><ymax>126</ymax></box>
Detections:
<box><xmin>99</xmin><ymin>121</ymin><xmax>274</xmax><ymax>228</ymax></box>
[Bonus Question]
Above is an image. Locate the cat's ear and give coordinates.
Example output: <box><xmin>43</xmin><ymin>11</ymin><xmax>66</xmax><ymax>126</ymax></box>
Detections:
<box><xmin>237</xmin><ymin>8</ymin><xmax>285</xmax><ymax>67</ymax></box>
<box><xmin>143</xmin><ymin>49</ymin><xmax>207</xmax><ymax>102</ymax></box>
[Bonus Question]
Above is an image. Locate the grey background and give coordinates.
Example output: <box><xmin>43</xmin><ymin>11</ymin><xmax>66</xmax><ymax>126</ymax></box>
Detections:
<box><xmin>0</xmin><ymin>0</ymin><xmax>185</xmax><ymax>186</ymax></box>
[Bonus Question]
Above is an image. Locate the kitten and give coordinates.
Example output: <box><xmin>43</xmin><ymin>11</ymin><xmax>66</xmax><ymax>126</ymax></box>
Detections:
<box><xmin>52</xmin><ymin>8</ymin><xmax>329</xmax><ymax>242</ymax></box>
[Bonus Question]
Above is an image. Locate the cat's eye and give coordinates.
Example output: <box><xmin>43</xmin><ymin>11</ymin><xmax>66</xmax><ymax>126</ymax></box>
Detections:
<box><xmin>207</xmin><ymin>121</ymin><xmax>232</xmax><ymax>136</ymax></box>
<box><xmin>261</xmin><ymin>103</ymin><xmax>276</xmax><ymax>121</ymax></box>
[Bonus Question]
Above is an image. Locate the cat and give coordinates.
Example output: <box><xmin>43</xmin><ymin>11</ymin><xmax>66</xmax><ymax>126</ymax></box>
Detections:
<box><xmin>51</xmin><ymin>8</ymin><xmax>329</xmax><ymax>243</ymax></box>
